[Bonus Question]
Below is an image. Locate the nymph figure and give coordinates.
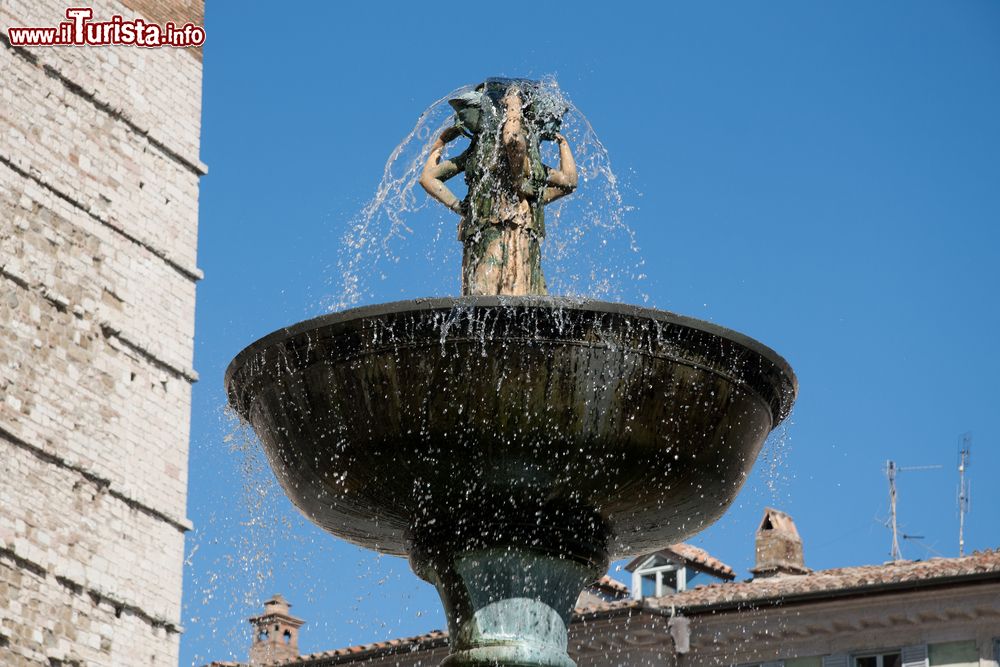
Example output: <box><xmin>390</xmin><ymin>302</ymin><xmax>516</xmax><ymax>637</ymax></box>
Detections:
<box><xmin>419</xmin><ymin>80</ymin><xmax>578</xmax><ymax>296</ymax></box>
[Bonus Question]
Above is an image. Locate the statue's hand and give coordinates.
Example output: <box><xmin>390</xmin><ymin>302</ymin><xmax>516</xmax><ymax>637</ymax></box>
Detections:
<box><xmin>431</xmin><ymin>127</ymin><xmax>462</xmax><ymax>152</ymax></box>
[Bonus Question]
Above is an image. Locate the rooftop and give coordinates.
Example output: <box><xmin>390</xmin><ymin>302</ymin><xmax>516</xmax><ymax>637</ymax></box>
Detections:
<box><xmin>589</xmin><ymin>574</ymin><xmax>631</xmax><ymax>599</ymax></box>
<box><xmin>579</xmin><ymin>548</ymin><xmax>1000</xmax><ymax>617</ymax></box>
<box><xmin>229</xmin><ymin>549</ymin><xmax>1000</xmax><ymax>667</ymax></box>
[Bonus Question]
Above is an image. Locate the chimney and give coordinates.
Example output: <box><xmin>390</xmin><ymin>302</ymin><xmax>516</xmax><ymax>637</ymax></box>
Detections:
<box><xmin>749</xmin><ymin>508</ymin><xmax>810</xmax><ymax>578</ymax></box>
<box><xmin>248</xmin><ymin>594</ymin><xmax>306</xmax><ymax>665</ymax></box>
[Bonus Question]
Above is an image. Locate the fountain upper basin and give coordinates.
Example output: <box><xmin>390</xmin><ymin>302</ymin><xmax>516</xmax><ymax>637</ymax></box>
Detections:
<box><xmin>225</xmin><ymin>296</ymin><xmax>796</xmax><ymax>562</ymax></box>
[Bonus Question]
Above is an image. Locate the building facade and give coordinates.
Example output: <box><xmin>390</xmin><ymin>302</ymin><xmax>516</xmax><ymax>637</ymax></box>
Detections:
<box><xmin>0</xmin><ymin>1</ymin><xmax>204</xmax><ymax>664</ymax></box>
<box><xmin>208</xmin><ymin>511</ymin><xmax>1000</xmax><ymax>667</ymax></box>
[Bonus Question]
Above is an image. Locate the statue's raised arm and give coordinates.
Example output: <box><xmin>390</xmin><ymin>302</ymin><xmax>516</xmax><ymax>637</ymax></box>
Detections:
<box><xmin>543</xmin><ymin>132</ymin><xmax>578</xmax><ymax>204</ymax></box>
<box><xmin>418</xmin><ymin>126</ymin><xmax>466</xmax><ymax>215</ymax></box>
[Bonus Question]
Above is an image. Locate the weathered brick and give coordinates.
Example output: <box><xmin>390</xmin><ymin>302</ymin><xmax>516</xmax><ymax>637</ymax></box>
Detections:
<box><xmin>0</xmin><ymin>0</ymin><xmax>203</xmax><ymax>663</ymax></box>
<box><xmin>0</xmin><ymin>0</ymin><xmax>204</xmax><ymax>165</ymax></box>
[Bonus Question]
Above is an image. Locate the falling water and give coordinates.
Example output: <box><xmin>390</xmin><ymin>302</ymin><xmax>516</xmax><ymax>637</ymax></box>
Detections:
<box><xmin>760</xmin><ymin>412</ymin><xmax>795</xmax><ymax>500</ymax></box>
<box><xmin>183</xmin><ymin>408</ymin><xmax>439</xmax><ymax>664</ymax></box>
<box><xmin>319</xmin><ymin>76</ymin><xmax>646</xmax><ymax>312</ymax></box>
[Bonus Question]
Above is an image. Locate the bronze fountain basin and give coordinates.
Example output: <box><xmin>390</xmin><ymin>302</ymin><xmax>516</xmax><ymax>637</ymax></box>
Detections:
<box><xmin>225</xmin><ymin>296</ymin><xmax>796</xmax><ymax>667</ymax></box>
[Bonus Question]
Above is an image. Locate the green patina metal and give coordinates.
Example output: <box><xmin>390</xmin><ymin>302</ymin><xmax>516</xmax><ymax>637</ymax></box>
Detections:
<box><xmin>450</xmin><ymin>81</ymin><xmax>557</xmax><ymax>243</ymax></box>
<box><xmin>446</xmin><ymin>79</ymin><xmax>567</xmax><ymax>297</ymax></box>
<box><xmin>414</xmin><ymin>548</ymin><xmax>599</xmax><ymax>667</ymax></box>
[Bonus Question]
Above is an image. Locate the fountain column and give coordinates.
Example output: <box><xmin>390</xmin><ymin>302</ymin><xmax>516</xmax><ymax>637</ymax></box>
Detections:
<box><xmin>409</xmin><ymin>502</ymin><xmax>610</xmax><ymax>667</ymax></box>
<box><xmin>414</xmin><ymin>548</ymin><xmax>600</xmax><ymax>667</ymax></box>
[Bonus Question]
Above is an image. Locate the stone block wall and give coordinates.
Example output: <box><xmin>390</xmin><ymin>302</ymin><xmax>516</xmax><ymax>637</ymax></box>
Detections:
<box><xmin>0</xmin><ymin>0</ymin><xmax>204</xmax><ymax>664</ymax></box>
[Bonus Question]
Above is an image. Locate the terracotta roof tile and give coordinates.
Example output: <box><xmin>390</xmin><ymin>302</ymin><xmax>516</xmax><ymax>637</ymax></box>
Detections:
<box><xmin>625</xmin><ymin>543</ymin><xmax>736</xmax><ymax>580</ymax></box>
<box><xmin>252</xmin><ymin>550</ymin><xmax>1000</xmax><ymax>666</ymax></box>
<box><xmin>664</xmin><ymin>543</ymin><xmax>736</xmax><ymax>580</ymax></box>
<box><xmin>589</xmin><ymin>574</ymin><xmax>630</xmax><ymax>597</ymax></box>
<box><xmin>574</xmin><ymin>597</ymin><xmax>643</xmax><ymax>617</ymax></box>
<box><xmin>647</xmin><ymin>548</ymin><xmax>1000</xmax><ymax>611</ymax></box>
<box><xmin>288</xmin><ymin>630</ymin><xmax>448</xmax><ymax>665</ymax></box>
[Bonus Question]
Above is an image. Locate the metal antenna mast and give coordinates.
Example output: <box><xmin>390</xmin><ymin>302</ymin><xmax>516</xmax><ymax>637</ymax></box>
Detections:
<box><xmin>885</xmin><ymin>460</ymin><xmax>941</xmax><ymax>561</ymax></box>
<box><xmin>886</xmin><ymin>460</ymin><xmax>901</xmax><ymax>561</ymax></box>
<box><xmin>958</xmin><ymin>433</ymin><xmax>972</xmax><ymax>557</ymax></box>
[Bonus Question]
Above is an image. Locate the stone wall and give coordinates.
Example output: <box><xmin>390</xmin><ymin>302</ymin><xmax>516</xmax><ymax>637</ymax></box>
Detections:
<box><xmin>564</xmin><ymin>582</ymin><xmax>1000</xmax><ymax>667</ymax></box>
<box><xmin>674</xmin><ymin>583</ymin><xmax>1000</xmax><ymax>667</ymax></box>
<box><xmin>0</xmin><ymin>0</ymin><xmax>204</xmax><ymax>664</ymax></box>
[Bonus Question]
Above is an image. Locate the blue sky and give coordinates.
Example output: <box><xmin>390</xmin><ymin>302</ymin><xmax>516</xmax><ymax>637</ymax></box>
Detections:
<box><xmin>182</xmin><ymin>2</ymin><xmax>1000</xmax><ymax>664</ymax></box>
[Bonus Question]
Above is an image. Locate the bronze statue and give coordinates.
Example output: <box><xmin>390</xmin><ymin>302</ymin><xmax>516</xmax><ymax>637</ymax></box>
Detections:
<box><xmin>419</xmin><ymin>79</ymin><xmax>578</xmax><ymax>296</ymax></box>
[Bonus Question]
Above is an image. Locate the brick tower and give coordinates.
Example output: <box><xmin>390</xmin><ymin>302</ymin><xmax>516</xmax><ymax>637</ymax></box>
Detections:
<box><xmin>0</xmin><ymin>1</ymin><xmax>204</xmax><ymax>664</ymax></box>
<box><xmin>248</xmin><ymin>595</ymin><xmax>306</xmax><ymax>665</ymax></box>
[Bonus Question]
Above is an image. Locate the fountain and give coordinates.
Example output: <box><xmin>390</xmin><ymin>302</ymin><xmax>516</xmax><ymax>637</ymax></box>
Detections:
<box><xmin>226</xmin><ymin>79</ymin><xmax>797</xmax><ymax>667</ymax></box>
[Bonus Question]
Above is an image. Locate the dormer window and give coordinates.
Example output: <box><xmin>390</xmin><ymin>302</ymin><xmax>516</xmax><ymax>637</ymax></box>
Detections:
<box><xmin>625</xmin><ymin>544</ymin><xmax>735</xmax><ymax>600</ymax></box>
<box><xmin>633</xmin><ymin>556</ymin><xmax>685</xmax><ymax>597</ymax></box>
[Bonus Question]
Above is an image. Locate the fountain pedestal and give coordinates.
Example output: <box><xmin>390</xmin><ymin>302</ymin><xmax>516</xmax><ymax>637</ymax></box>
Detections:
<box><xmin>409</xmin><ymin>498</ymin><xmax>610</xmax><ymax>667</ymax></box>
<box><xmin>415</xmin><ymin>547</ymin><xmax>600</xmax><ymax>667</ymax></box>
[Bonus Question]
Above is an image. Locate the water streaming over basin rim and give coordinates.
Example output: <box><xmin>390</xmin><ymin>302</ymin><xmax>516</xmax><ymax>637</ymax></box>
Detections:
<box><xmin>224</xmin><ymin>296</ymin><xmax>797</xmax><ymax>559</ymax></box>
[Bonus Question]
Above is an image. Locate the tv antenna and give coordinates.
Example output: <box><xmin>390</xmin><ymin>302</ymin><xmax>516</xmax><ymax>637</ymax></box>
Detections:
<box><xmin>958</xmin><ymin>433</ymin><xmax>972</xmax><ymax>556</ymax></box>
<box><xmin>885</xmin><ymin>460</ymin><xmax>942</xmax><ymax>561</ymax></box>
